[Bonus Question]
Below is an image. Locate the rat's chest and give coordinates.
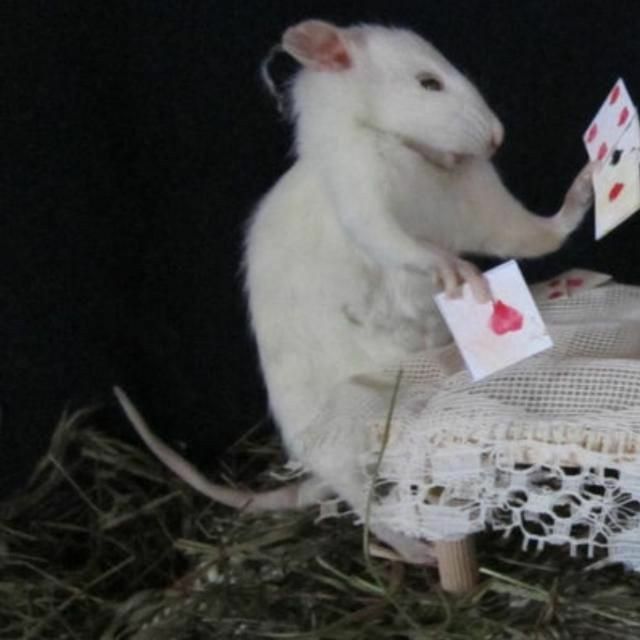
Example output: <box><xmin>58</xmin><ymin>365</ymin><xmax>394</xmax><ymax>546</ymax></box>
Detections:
<box><xmin>378</xmin><ymin>149</ymin><xmax>468</xmax><ymax>248</ymax></box>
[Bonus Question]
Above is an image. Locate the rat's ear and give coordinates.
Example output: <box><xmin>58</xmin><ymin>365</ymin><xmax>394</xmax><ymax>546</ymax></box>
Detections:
<box><xmin>282</xmin><ymin>20</ymin><xmax>352</xmax><ymax>71</ymax></box>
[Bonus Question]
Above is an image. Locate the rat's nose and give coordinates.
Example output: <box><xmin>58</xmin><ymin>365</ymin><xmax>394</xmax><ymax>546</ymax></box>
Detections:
<box><xmin>490</xmin><ymin>120</ymin><xmax>505</xmax><ymax>151</ymax></box>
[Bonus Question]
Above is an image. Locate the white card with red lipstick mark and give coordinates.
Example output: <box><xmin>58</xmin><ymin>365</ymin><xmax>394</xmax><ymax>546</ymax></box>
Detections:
<box><xmin>434</xmin><ymin>260</ymin><xmax>552</xmax><ymax>381</ymax></box>
<box><xmin>584</xmin><ymin>78</ymin><xmax>636</xmax><ymax>162</ymax></box>
<box><xmin>583</xmin><ymin>78</ymin><xmax>640</xmax><ymax>238</ymax></box>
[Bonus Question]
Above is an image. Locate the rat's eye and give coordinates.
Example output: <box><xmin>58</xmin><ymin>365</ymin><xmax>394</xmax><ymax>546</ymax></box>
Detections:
<box><xmin>418</xmin><ymin>73</ymin><xmax>443</xmax><ymax>91</ymax></box>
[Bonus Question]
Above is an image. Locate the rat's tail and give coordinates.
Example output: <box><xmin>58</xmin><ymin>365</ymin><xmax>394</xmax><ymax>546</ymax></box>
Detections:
<box><xmin>113</xmin><ymin>386</ymin><xmax>315</xmax><ymax>511</ymax></box>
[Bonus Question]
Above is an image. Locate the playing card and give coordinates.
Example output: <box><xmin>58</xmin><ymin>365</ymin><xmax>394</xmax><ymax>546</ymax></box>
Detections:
<box><xmin>530</xmin><ymin>269</ymin><xmax>612</xmax><ymax>302</ymax></box>
<box><xmin>434</xmin><ymin>260</ymin><xmax>552</xmax><ymax>381</ymax></box>
<box><xmin>593</xmin><ymin>130</ymin><xmax>640</xmax><ymax>239</ymax></box>
<box><xmin>584</xmin><ymin>78</ymin><xmax>636</xmax><ymax>162</ymax></box>
<box><xmin>535</xmin><ymin>275</ymin><xmax>568</xmax><ymax>301</ymax></box>
<box><xmin>615</xmin><ymin>111</ymin><xmax>640</xmax><ymax>153</ymax></box>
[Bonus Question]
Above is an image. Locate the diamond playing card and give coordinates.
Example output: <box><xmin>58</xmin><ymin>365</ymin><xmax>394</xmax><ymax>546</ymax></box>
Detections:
<box><xmin>584</xmin><ymin>78</ymin><xmax>640</xmax><ymax>238</ymax></box>
<box><xmin>584</xmin><ymin>78</ymin><xmax>636</xmax><ymax>162</ymax></box>
<box><xmin>593</xmin><ymin>137</ymin><xmax>640</xmax><ymax>239</ymax></box>
<box><xmin>530</xmin><ymin>268</ymin><xmax>612</xmax><ymax>302</ymax></box>
<box><xmin>434</xmin><ymin>260</ymin><xmax>552</xmax><ymax>381</ymax></box>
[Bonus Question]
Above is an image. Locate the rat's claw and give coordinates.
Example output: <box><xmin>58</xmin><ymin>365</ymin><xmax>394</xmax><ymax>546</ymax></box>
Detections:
<box><xmin>433</xmin><ymin>253</ymin><xmax>490</xmax><ymax>303</ymax></box>
<box><xmin>456</xmin><ymin>260</ymin><xmax>491</xmax><ymax>303</ymax></box>
<box><xmin>433</xmin><ymin>259</ymin><xmax>460</xmax><ymax>297</ymax></box>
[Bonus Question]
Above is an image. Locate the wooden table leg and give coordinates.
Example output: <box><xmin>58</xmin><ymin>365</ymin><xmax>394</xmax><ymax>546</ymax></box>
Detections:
<box><xmin>434</xmin><ymin>536</ymin><xmax>479</xmax><ymax>594</ymax></box>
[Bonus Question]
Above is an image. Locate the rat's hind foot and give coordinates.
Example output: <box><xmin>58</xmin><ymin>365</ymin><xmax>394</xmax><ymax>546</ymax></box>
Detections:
<box><xmin>371</xmin><ymin>524</ymin><xmax>437</xmax><ymax>566</ymax></box>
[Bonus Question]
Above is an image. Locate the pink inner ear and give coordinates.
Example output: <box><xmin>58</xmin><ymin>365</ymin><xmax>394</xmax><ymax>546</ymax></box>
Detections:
<box><xmin>284</xmin><ymin>21</ymin><xmax>352</xmax><ymax>71</ymax></box>
<box><xmin>314</xmin><ymin>31</ymin><xmax>351</xmax><ymax>69</ymax></box>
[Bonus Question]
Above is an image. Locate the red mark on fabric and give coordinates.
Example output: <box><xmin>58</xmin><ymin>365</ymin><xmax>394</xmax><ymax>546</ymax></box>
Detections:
<box><xmin>586</xmin><ymin>124</ymin><xmax>598</xmax><ymax>143</ymax></box>
<box><xmin>609</xmin><ymin>182</ymin><xmax>625</xmax><ymax>201</ymax></box>
<box><xmin>489</xmin><ymin>300</ymin><xmax>524</xmax><ymax>335</ymax></box>
<box><xmin>610</xmin><ymin>84</ymin><xmax>621</xmax><ymax>104</ymax></box>
<box><xmin>597</xmin><ymin>142</ymin><xmax>609</xmax><ymax>161</ymax></box>
<box><xmin>567</xmin><ymin>277</ymin><xmax>584</xmax><ymax>288</ymax></box>
<box><xmin>548</xmin><ymin>291</ymin><xmax>563</xmax><ymax>300</ymax></box>
<box><xmin>619</xmin><ymin>106</ymin><xmax>630</xmax><ymax>127</ymax></box>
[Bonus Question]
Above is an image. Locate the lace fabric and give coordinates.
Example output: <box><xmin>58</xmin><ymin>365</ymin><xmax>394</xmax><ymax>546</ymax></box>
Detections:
<box><xmin>300</xmin><ymin>281</ymin><xmax>640</xmax><ymax>568</ymax></box>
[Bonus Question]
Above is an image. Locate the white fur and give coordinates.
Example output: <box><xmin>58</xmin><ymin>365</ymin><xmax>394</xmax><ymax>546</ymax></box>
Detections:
<box><xmin>245</xmin><ymin>23</ymin><xmax>593</xmax><ymax>462</ymax></box>
<box><xmin>117</xmin><ymin>22</ymin><xmax>594</xmax><ymax>566</ymax></box>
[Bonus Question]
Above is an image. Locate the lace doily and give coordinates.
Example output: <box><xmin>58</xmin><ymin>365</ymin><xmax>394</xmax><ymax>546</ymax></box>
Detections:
<box><xmin>300</xmin><ymin>280</ymin><xmax>640</xmax><ymax>568</ymax></box>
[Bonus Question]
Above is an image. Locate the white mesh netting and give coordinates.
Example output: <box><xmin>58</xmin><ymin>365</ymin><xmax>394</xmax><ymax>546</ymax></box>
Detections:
<box><xmin>300</xmin><ymin>278</ymin><xmax>640</xmax><ymax>568</ymax></box>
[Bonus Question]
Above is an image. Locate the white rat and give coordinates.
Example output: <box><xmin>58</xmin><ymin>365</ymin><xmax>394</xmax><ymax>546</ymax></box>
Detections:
<box><xmin>116</xmin><ymin>20</ymin><xmax>594</xmax><ymax>563</ymax></box>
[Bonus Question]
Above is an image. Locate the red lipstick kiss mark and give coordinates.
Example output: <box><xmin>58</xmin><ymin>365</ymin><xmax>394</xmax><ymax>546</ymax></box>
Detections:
<box><xmin>567</xmin><ymin>277</ymin><xmax>584</xmax><ymax>288</ymax></box>
<box><xmin>610</xmin><ymin>84</ymin><xmax>621</xmax><ymax>104</ymax></box>
<box><xmin>548</xmin><ymin>290</ymin><xmax>563</xmax><ymax>300</ymax></box>
<box><xmin>586</xmin><ymin>124</ymin><xmax>598</xmax><ymax>143</ymax></box>
<box><xmin>489</xmin><ymin>300</ymin><xmax>524</xmax><ymax>335</ymax></box>
<box><xmin>597</xmin><ymin>142</ymin><xmax>609</xmax><ymax>161</ymax></box>
<box><xmin>609</xmin><ymin>182</ymin><xmax>625</xmax><ymax>201</ymax></box>
<box><xmin>619</xmin><ymin>106</ymin><xmax>630</xmax><ymax>127</ymax></box>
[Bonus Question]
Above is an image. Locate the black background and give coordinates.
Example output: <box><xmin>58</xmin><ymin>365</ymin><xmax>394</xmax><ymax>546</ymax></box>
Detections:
<box><xmin>3</xmin><ymin>1</ymin><xmax>640</xmax><ymax>497</ymax></box>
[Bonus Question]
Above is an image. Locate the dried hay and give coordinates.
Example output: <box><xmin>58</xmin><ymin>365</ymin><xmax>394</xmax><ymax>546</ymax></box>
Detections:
<box><xmin>2</xmin><ymin>407</ymin><xmax>640</xmax><ymax>639</ymax></box>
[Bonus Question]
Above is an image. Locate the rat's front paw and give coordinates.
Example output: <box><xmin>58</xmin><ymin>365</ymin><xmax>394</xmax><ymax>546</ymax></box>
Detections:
<box><xmin>431</xmin><ymin>252</ymin><xmax>491</xmax><ymax>303</ymax></box>
<box><xmin>556</xmin><ymin>161</ymin><xmax>596</xmax><ymax>233</ymax></box>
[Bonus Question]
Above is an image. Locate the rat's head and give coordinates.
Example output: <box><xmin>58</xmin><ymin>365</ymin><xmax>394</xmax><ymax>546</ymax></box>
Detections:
<box><xmin>281</xmin><ymin>20</ymin><xmax>504</xmax><ymax>168</ymax></box>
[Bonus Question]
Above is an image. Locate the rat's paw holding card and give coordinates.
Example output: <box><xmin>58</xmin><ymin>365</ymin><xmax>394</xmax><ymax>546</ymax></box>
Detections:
<box><xmin>553</xmin><ymin>161</ymin><xmax>596</xmax><ymax>235</ymax></box>
<box><xmin>434</xmin><ymin>260</ymin><xmax>552</xmax><ymax>381</ymax></box>
<box><xmin>430</xmin><ymin>250</ymin><xmax>491</xmax><ymax>303</ymax></box>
